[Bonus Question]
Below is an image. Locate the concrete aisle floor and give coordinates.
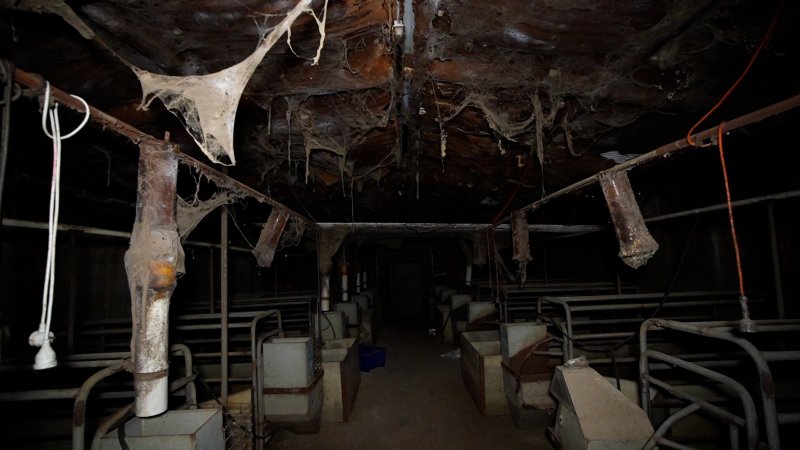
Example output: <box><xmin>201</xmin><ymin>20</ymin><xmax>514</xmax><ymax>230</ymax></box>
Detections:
<box><xmin>271</xmin><ymin>326</ymin><xmax>552</xmax><ymax>450</ymax></box>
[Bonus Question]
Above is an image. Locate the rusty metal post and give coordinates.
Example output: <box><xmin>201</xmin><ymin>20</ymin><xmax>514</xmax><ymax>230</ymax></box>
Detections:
<box><xmin>220</xmin><ymin>206</ymin><xmax>229</xmax><ymax>406</ymax></box>
<box><xmin>598</xmin><ymin>171</ymin><xmax>659</xmax><ymax>269</ymax></box>
<box><xmin>251</xmin><ymin>207</ymin><xmax>290</xmax><ymax>267</ymax></box>
<box><xmin>124</xmin><ymin>141</ymin><xmax>182</xmax><ymax>417</ymax></box>
<box><xmin>767</xmin><ymin>203</ymin><xmax>785</xmax><ymax>319</ymax></box>
<box><xmin>512</xmin><ymin>210</ymin><xmax>532</xmax><ymax>285</ymax></box>
<box><xmin>208</xmin><ymin>247</ymin><xmax>215</xmax><ymax>313</ymax></box>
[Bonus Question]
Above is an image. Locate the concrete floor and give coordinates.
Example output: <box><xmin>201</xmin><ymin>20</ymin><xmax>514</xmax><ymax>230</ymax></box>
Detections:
<box><xmin>272</xmin><ymin>326</ymin><xmax>552</xmax><ymax>450</ymax></box>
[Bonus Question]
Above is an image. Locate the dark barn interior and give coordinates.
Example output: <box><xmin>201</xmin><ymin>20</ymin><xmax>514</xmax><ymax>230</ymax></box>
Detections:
<box><xmin>1</xmin><ymin>0</ymin><xmax>799</xmax><ymax>449</ymax></box>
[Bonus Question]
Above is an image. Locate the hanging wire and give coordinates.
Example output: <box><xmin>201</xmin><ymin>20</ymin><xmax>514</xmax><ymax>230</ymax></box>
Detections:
<box><xmin>716</xmin><ymin>124</ymin><xmax>754</xmax><ymax>332</ymax></box>
<box><xmin>29</xmin><ymin>81</ymin><xmax>90</xmax><ymax>369</ymax></box>
<box><xmin>686</xmin><ymin>0</ymin><xmax>784</xmax><ymax>147</ymax></box>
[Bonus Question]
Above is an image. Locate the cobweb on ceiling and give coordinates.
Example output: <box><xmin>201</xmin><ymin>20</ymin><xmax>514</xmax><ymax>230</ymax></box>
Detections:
<box><xmin>132</xmin><ymin>0</ymin><xmax>328</xmax><ymax>166</ymax></box>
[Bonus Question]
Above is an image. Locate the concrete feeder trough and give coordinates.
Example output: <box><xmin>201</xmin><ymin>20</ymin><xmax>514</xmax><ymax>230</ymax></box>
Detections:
<box><xmin>467</xmin><ymin>302</ymin><xmax>496</xmax><ymax>331</ymax></box>
<box><xmin>100</xmin><ymin>408</ymin><xmax>224</xmax><ymax>450</ymax></box>
<box><xmin>460</xmin><ymin>330</ymin><xmax>509</xmax><ymax>416</ymax></box>
<box><xmin>262</xmin><ymin>337</ymin><xmax>322</xmax><ymax>433</ymax></box>
<box><xmin>334</xmin><ymin>302</ymin><xmax>360</xmax><ymax>338</ymax></box>
<box><xmin>319</xmin><ymin>310</ymin><xmax>346</xmax><ymax>341</ymax></box>
<box><xmin>322</xmin><ymin>337</ymin><xmax>361</xmax><ymax>422</ymax></box>
<box><xmin>550</xmin><ymin>364</ymin><xmax>654</xmax><ymax>449</ymax></box>
<box><xmin>500</xmin><ymin>322</ymin><xmax>555</xmax><ymax>428</ymax></box>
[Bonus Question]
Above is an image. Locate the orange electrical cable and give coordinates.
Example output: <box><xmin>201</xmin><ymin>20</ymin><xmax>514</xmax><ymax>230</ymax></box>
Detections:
<box><xmin>686</xmin><ymin>0</ymin><xmax>784</xmax><ymax>147</ymax></box>
<box><xmin>717</xmin><ymin>124</ymin><xmax>745</xmax><ymax>298</ymax></box>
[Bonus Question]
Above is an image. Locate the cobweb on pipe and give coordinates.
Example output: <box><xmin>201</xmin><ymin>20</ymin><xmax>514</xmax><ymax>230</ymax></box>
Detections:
<box><xmin>277</xmin><ymin>215</ymin><xmax>305</xmax><ymax>252</ymax></box>
<box><xmin>176</xmin><ymin>191</ymin><xmax>238</xmax><ymax>241</ymax></box>
<box><xmin>132</xmin><ymin>0</ymin><xmax>327</xmax><ymax>165</ymax></box>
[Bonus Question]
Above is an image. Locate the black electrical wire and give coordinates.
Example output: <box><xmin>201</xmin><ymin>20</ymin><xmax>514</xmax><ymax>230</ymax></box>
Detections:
<box><xmin>543</xmin><ymin>216</ymin><xmax>700</xmax><ymax>391</ymax></box>
<box><xmin>320</xmin><ymin>309</ymin><xmax>337</xmax><ymax>339</ymax></box>
<box><xmin>117</xmin><ymin>422</ymin><xmax>131</xmax><ymax>450</ymax></box>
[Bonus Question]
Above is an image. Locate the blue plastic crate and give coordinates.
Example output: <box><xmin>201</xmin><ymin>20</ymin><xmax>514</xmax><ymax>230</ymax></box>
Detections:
<box><xmin>358</xmin><ymin>344</ymin><xmax>386</xmax><ymax>372</ymax></box>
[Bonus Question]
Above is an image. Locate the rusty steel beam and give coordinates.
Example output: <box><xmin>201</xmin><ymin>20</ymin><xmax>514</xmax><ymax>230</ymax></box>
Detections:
<box><xmin>12</xmin><ymin>67</ymin><xmax>313</xmax><ymax>226</ymax></box>
<box><xmin>124</xmin><ymin>141</ymin><xmax>181</xmax><ymax>417</ymax></box>
<box><xmin>513</xmin><ymin>93</ymin><xmax>800</xmax><ymax>218</ymax></box>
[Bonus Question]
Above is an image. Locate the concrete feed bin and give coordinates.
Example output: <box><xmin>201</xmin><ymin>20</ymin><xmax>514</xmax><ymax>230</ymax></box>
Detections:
<box><xmin>100</xmin><ymin>408</ymin><xmax>224</xmax><ymax>450</ymax></box>
<box><xmin>319</xmin><ymin>310</ymin><xmax>346</xmax><ymax>341</ymax></box>
<box><xmin>334</xmin><ymin>302</ymin><xmax>360</xmax><ymax>337</ymax></box>
<box><xmin>322</xmin><ymin>337</ymin><xmax>361</xmax><ymax>422</ymax></box>
<box><xmin>550</xmin><ymin>365</ymin><xmax>654</xmax><ymax>449</ymax></box>
<box><xmin>500</xmin><ymin>322</ymin><xmax>554</xmax><ymax>428</ymax></box>
<box><xmin>359</xmin><ymin>308</ymin><xmax>377</xmax><ymax>344</ymax></box>
<box><xmin>262</xmin><ymin>337</ymin><xmax>322</xmax><ymax>433</ymax></box>
<box><xmin>460</xmin><ymin>331</ymin><xmax>508</xmax><ymax>416</ymax></box>
<box><xmin>467</xmin><ymin>302</ymin><xmax>496</xmax><ymax>330</ymax></box>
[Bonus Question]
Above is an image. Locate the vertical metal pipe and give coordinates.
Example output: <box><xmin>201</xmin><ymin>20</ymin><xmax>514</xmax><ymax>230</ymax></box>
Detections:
<box><xmin>767</xmin><ymin>203</ymin><xmax>785</xmax><ymax>319</ymax></box>
<box><xmin>220</xmin><ymin>206</ymin><xmax>229</xmax><ymax>407</ymax></box>
<box><xmin>321</xmin><ymin>274</ymin><xmax>331</xmax><ymax>311</ymax></box>
<box><xmin>67</xmin><ymin>232</ymin><xmax>77</xmax><ymax>354</ymax></box>
<box><xmin>0</xmin><ymin>60</ymin><xmax>13</xmax><ymax>218</ymax></box>
<box><xmin>341</xmin><ymin>262</ymin><xmax>349</xmax><ymax>302</ymax></box>
<box><xmin>208</xmin><ymin>248</ymin><xmax>215</xmax><ymax>314</ymax></box>
<box><xmin>124</xmin><ymin>142</ymin><xmax>180</xmax><ymax>418</ymax></box>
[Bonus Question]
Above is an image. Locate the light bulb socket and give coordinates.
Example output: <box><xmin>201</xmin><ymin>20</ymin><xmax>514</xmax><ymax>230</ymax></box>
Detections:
<box><xmin>34</xmin><ymin>340</ymin><xmax>57</xmax><ymax>370</ymax></box>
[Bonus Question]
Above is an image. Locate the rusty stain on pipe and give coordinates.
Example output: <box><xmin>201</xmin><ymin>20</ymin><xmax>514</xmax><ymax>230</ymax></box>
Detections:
<box><xmin>252</xmin><ymin>207</ymin><xmax>290</xmax><ymax>268</ymax></box>
<box><xmin>124</xmin><ymin>141</ymin><xmax>182</xmax><ymax>417</ymax></box>
<box><xmin>512</xmin><ymin>210</ymin><xmax>532</xmax><ymax>284</ymax></box>
<box><xmin>598</xmin><ymin>171</ymin><xmax>659</xmax><ymax>269</ymax></box>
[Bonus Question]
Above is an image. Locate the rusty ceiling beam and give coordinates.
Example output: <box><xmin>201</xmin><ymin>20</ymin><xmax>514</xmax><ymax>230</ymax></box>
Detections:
<box><xmin>511</xmin><ymin>93</ymin><xmax>800</xmax><ymax>220</ymax></box>
<box><xmin>12</xmin><ymin>66</ymin><xmax>314</xmax><ymax>226</ymax></box>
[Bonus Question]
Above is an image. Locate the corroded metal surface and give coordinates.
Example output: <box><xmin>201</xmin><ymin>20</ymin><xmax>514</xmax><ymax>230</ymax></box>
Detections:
<box><xmin>124</xmin><ymin>141</ymin><xmax>181</xmax><ymax>417</ymax></box>
<box><xmin>252</xmin><ymin>207</ymin><xmax>290</xmax><ymax>268</ymax></box>
<box><xmin>511</xmin><ymin>210</ymin><xmax>531</xmax><ymax>283</ymax></box>
<box><xmin>4</xmin><ymin>1</ymin><xmax>797</xmax><ymax>222</ymax></box>
<box><xmin>598</xmin><ymin>170</ymin><xmax>659</xmax><ymax>269</ymax></box>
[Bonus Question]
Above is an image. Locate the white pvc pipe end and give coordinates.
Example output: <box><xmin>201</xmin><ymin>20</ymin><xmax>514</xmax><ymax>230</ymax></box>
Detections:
<box><xmin>135</xmin><ymin>376</ymin><xmax>168</xmax><ymax>417</ymax></box>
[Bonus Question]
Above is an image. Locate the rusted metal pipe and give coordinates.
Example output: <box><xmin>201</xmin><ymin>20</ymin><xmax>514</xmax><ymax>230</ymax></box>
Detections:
<box><xmin>641</xmin><ymin>319</ymin><xmax>784</xmax><ymax>450</ymax></box>
<box><xmin>11</xmin><ymin>67</ymin><xmax>313</xmax><ymax>226</ymax></box>
<box><xmin>598</xmin><ymin>171</ymin><xmax>659</xmax><ymax>268</ymax></box>
<box><xmin>1</xmin><ymin>218</ymin><xmax>252</xmax><ymax>252</ymax></box>
<box><xmin>641</xmin><ymin>403</ymin><xmax>701</xmax><ymax>450</ymax></box>
<box><xmin>72</xmin><ymin>359</ymin><xmax>131</xmax><ymax>450</ymax></box>
<box><xmin>252</xmin><ymin>207</ymin><xmax>290</xmax><ymax>268</ymax></box>
<box><xmin>221</xmin><ymin>206</ymin><xmax>229</xmax><ymax>407</ymax></box>
<box><xmin>124</xmin><ymin>141</ymin><xmax>181</xmax><ymax>417</ymax></box>
<box><xmin>514</xmin><ymin>93</ymin><xmax>800</xmax><ymax>217</ymax></box>
<box><xmin>511</xmin><ymin>210</ymin><xmax>532</xmax><ymax>285</ymax></box>
<box><xmin>0</xmin><ymin>60</ymin><xmax>13</xmax><ymax>218</ymax></box>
